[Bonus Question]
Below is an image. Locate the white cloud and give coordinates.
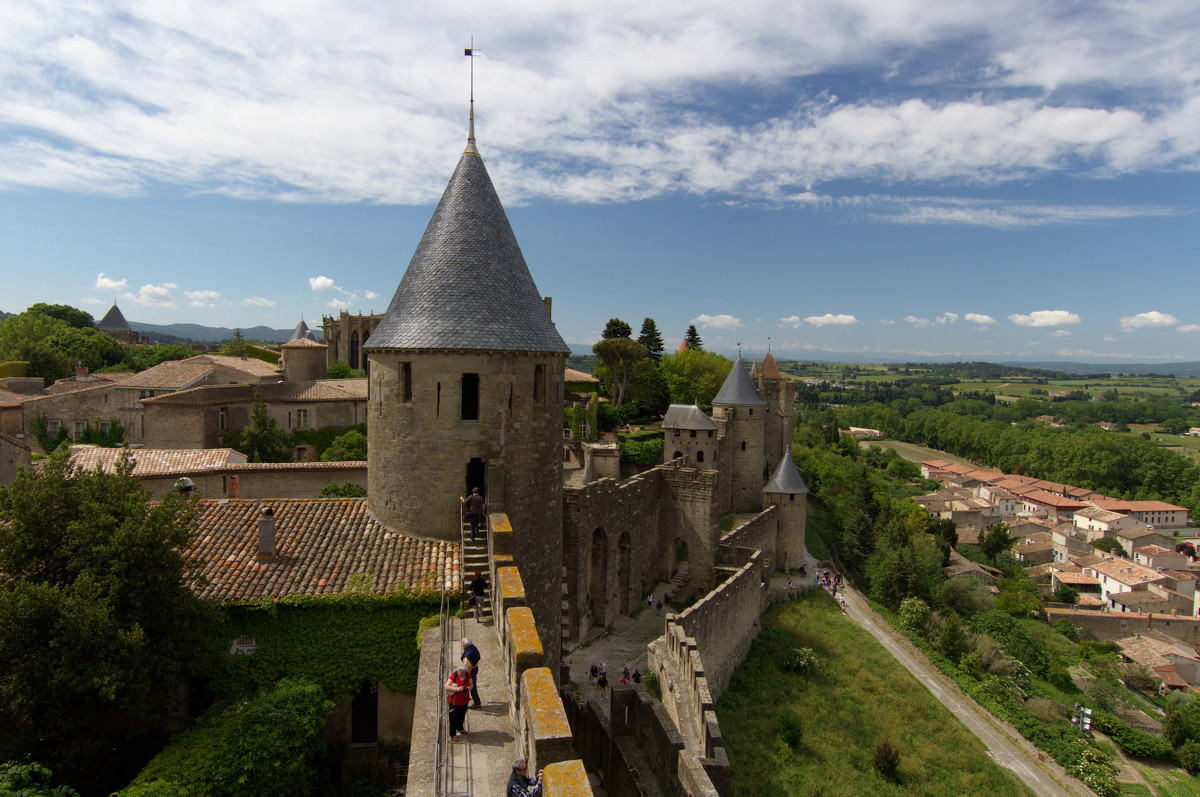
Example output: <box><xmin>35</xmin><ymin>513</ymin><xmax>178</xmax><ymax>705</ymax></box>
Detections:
<box><xmin>326</xmin><ymin>297</ymin><xmax>349</xmax><ymax>309</ymax></box>
<box><xmin>805</xmin><ymin>313</ymin><xmax>858</xmax><ymax>326</ymax></box>
<box><xmin>879</xmin><ymin>319</ymin><xmax>896</xmax><ymax>325</ymax></box>
<box><xmin>94</xmin><ymin>272</ymin><xmax>127</xmax><ymax>292</ymax></box>
<box><xmin>124</xmin><ymin>282</ymin><xmax>177</xmax><ymax>308</ymax></box>
<box><xmin>964</xmin><ymin>313</ymin><xmax>996</xmax><ymax>326</ymax></box>
<box><xmin>1008</xmin><ymin>310</ymin><xmax>1081</xmax><ymax>327</ymax></box>
<box><xmin>1103</xmin><ymin>335</ymin><xmax>1118</xmax><ymax>342</ymax></box>
<box><xmin>1178</xmin><ymin>324</ymin><xmax>1200</xmax><ymax>333</ymax></box>
<box><xmin>79</xmin><ymin>297</ymin><xmax>106</xmax><ymax>306</ymax></box>
<box><xmin>779</xmin><ymin>316</ymin><xmax>803</xmax><ymax>328</ymax></box>
<box><xmin>241</xmin><ymin>297</ymin><xmax>276</xmax><ymax>307</ymax></box>
<box><xmin>364</xmin><ymin>290</ymin><xmax>380</xmax><ymax>300</ymax></box>
<box><xmin>1120</xmin><ymin>310</ymin><xmax>1180</xmax><ymax>330</ymax></box>
<box><xmin>185</xmin><ymin>289</ymin><xmax>221</xmax><ymax>307</ymax></box>
<box><xmin>905</xmin><ymin>315</ymin><xmax>933</xmax><ymax>328</ymax></box>
<box><xmin>692</xmin><ymin>314</ymin><xmax>741</xmax><ymax>330</ymax></box>
<box><xmin>1050</xmin><ymin>329</ymin><xmax>1071</xmax><ymax>337</ymax></box>
<box><xmin>309</xmin><ymin>276</ymin><xmax>337</xmax><ymax>292</ymax></box>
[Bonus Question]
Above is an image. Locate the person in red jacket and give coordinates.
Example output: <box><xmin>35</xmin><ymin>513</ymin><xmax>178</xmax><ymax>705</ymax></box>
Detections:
<box><xmin>445</xmin><ymin>663</ymin><xmax>472</xmax><ymax>741</ymax></box>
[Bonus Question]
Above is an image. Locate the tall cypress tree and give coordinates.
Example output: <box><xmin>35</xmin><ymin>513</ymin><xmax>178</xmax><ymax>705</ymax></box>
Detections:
<box><xmin>602</xmin><ymin>318</ymin><xmax>632</xmax><ymax>339</ymax></box>
<box><xmin>637</xmin><ymin>318</ymin><xmax>665</xmax><ymax>361</ymax></box>
<box><xmin>684</xmin><ymin>324</ymin><xmax>703</xmax><ymax>351</ymax></box>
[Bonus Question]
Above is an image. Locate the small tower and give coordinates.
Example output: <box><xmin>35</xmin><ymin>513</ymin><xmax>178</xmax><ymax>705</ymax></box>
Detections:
<box><xmin>712</xmin><ymin>355</ymin><xmax>766</xmax><ymax>512</ymax></box>
<box><xmin>661</xmin><ymin>404</ymin><xmax>719</xmax><ymax>467</ymax></box>
<box><xmin>763</xmin><ymin>446</ymin><xmax>809</xmax><ymax>573</ymax></box>
<box><xmin>756</xmin><ymin>350</ymin><xmax>794</xmax><ymax>476</ymax></box>
<box><xmin>280</xmin><ymin>337</ymin><xmax>328</xmax><ymax>382</ymax></box>
<box><xmin>97</xmin><ymin>303</ymin><xmax>138</xmax><ymax>344</ymax></box>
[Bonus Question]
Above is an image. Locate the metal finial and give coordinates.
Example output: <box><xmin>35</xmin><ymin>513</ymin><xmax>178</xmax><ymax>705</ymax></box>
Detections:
<box><xmin>464</xmin><ymin>39</ymin><xmax>478</xmax><ymax>154</ymax></box>
<box><xmin>767</xmin><ymin>336</ymin><xmax>771</xmax><ymax>353</ymax></box>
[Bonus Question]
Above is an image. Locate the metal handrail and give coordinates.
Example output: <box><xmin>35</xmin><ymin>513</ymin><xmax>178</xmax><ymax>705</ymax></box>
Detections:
<box><xmin>432</xmin><ymin>502</ymin><xmax>466</xmax><ymax>796</ymax></box>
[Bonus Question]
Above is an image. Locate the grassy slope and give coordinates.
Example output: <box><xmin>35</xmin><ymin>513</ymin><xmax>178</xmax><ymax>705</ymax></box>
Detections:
<box><xmin>717</xmin><ymin>594</ymin><xmax>1033</xmax><ymax>797</ymax></box>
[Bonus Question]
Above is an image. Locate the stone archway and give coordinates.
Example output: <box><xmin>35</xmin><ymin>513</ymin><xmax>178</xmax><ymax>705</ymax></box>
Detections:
<box><xmin>616</xmin><ymin>532</ymin><xmax>631</xmax><ymax>616</ymax></box>
<box><xmin>588</xmin><ymin>528</ymin><xmax>608</xmax><ymax>627</ymax></box>
<box><xmin>349</xmin><ymin>330</ymin><xmax>360</xmax><ymax>370</ymax></box>
<box><xmin>668</xmin><ymin>536</ymin><xmax>689</xmax><ymax>580</ymax></box>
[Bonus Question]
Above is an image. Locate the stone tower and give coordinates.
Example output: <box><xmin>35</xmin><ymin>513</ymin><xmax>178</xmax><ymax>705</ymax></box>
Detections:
<box><xmin>756</xmin><ymin>350</ymin><xmax>795</xmax><ymax>479</ymax></box>
<box><xmin>280</xmin><ymin>337</ymin><xmax>327</xmax><ymax>382</ymax></box>
<box><xmin>363</xmin><ymin>113</ymin><xmax>568</xmax><ymax>669</ymax></box>
<box><xmin>712</xmin><ymin>356</ymin><xmax>767</xmax><ymax>513</ymax></box>
<box><xmin>763</xmin><ymin>446</ymin><xmax>809</xmax><ymax>572</ymax></box>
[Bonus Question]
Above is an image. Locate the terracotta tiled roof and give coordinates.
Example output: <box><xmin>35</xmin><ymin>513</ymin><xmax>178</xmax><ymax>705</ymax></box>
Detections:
<box><xmin>564</xmin><ymin>368</ymin><xmax>599</xmax><ymax>383</ymax></box>
<box><xmin>1077</xmin><ymin>593</ymin><xmax>1105</xmax><ymax>606</ymax></box>
<box><xmin>280</xmin><ymin>338</ymin><xmax>327</xmax><ymax>349</ymax></box>
<box><xmin>0</xmin><ymin>389</ymin><xmax>32</xmax><ymax>408</ymax></box>
<box><xmin>220</xmin><ymin>461</ymin><xmax>366</xmax><ymax>472</ymax></box>
<box><xmin>1135</xmin><ymin>544</ymin><xmax>1176</xmax><ymax>557</ymax></box>
<box><xmin>1055</xmin><ymin>572</ymin><xmax>1100</xmax><ymax>586</ymax></box>
<box><xmin>187</xmin><ymin>354</ymin><xmax>281</xmax><ymax>378</ymax></box>
<box><xmin>1075</xmin><ymin>507</ymin><xmax>1125</xmax><ymax>523</ymax></box>
<box><xmin>43</xmin><ymin>372</ymin><xmax>134</xmax><ymax>395</ymax></box>
<box><xmin>758</xmin><ymin>352</ymin><xmax>781</xmax><ymax>380</ymax></box>
<box><xmin>67</xmin><ymin>445</ymin><xmax>245</xmax><ymax>476</ymax></box>
<box><xmin>118</xmin><ymin>361</ymin><xmax>215</xmax><ymax>390</ymax></box>
<box><xmin>187</xmin><ymin>498</ymin><xmax>458</xmax><ymax>600</ymax></box>
<box><xmin>0</xmin><ymin>432</ymin><xmax>31</xmax><ymax>451</ymax></box>
<box><xmin>1021</xmin><ymin>489</ymin><xmax>1086</xmax><ymax>509</ymax></box>
<box><xmin>277</xmin><ymin>379</ymin><xmax>368</xmax><ymax>401</ymax></box>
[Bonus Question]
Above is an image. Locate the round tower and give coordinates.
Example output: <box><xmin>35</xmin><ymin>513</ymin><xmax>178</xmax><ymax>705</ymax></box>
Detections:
<box><xmin>712</xmin><ymin>355</ymin><xmax>767</xmax><ymax>512</ymax></box>
<box><xmin>763</xmin><ymin>446</ymin><xmax>809</xmax><ymax>572</ymax></box>
<box><xmin>280</xmin><ymin>337</ymin><xmax>328</xmax><ymax>382</ymax></box>
<box><xmin>363</xmin><ymin>117</ymin><xmax>568</xmax><ymax>673</ymax></box>
<box><xmin>756</xmin><ymin>350</ymin><xmax>795</xmax><ymax>475</ymax></box>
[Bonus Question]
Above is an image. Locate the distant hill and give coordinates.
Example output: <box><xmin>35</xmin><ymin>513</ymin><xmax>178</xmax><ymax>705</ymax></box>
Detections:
<box><xmin>129</xmin><ymin>322</ymin><xmax>321</xmax><ymax>344</ymax></box>
<box><xmin>0</xmin><ymin>310</ymin><xmax>11</xmax><ymax>322</ymax></box>
<box><xmin>999</xmin><ymin>360</ymin><xmax>1200</xmax><ymax>377</ymax></box>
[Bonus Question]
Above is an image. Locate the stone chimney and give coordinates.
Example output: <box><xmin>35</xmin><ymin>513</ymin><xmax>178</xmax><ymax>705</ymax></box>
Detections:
<box><xmin>257</xmin><ymin>506</ymin><xmax>276</xmax><ymax>562</ymax></box>
<box><xmin>75</xmin><ymin>361</ymin><xmax>87</xmax><ymax>378</ymax></box>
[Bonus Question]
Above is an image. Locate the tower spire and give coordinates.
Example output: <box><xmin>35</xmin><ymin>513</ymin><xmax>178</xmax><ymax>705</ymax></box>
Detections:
<box><xmin>464</xmin><ymin>40</ymin><xmax>478</xmax><ymax>154</ymax></box>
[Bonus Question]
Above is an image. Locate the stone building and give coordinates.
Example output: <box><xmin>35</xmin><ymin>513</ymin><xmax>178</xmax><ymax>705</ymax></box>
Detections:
<box><xmin>322</xmin><ymin>311</ymin><xmax>381</xmax><ymax>371</ymax></box>
<box><xmin>363</xmin><ymin>115</ymin><xmax>568</xmax><ymax>673</ymax></box>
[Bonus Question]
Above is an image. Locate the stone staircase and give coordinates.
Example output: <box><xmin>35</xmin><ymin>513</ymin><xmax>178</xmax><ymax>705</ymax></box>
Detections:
<box><xmin>665</xmin><ymin>570</ymin><xmax>689</xmax><ymax>606</ymax></box>
<box><xmin>460</xmin><ymin>523</ymin><xmax>492</xmax><ymax>622</ymax></box>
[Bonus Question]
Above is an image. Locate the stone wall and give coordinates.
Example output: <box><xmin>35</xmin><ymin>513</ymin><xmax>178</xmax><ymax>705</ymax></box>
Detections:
<box><xmin>19</xmin><ymin>384</ymin><xmax>130</xmax><ymax>452</ymax></box>
<box><xmin>0</xmin><ymin>432</ymin><xmax>31</xmax><ymax>484</ymax></box>
<box><xmin>671</xmin><ymin>552</ymin><xmax>766</xmax><ymax>702</ymax></box>
<box><xmin>136</xmin><ymin>462</ymin><xmax>367</xmax><ymax>500</ymax></box>
<box><xmin>716</xmin><ymin>507</ymin><xmax>776</xmax><ymax>568</ymax></box>
<box><xmin>1049</xmin><ymin>608</ymin><xmax>1200</xmax><ymax>646</ymax></box>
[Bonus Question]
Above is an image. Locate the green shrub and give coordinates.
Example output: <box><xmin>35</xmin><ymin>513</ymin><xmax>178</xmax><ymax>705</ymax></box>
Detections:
<box><xmin>319</xmin><ymin>482</ymin><xmax>367</xmax><ymax>497</ymax></box>
<box><xmin>872</xmin><ymin>739</ymin><xmax>900</xmax><ymax>782</ymax></box>
<box><xmin>1181</xmin><ymin>740</ymin><xmax>1200</xmax><ymax>775</ymax></box>
<box><xmin>1092</xmin><ymin>712</ymin><xmax>1173</xmax><ymax>760</ymax></box>
<box><xmin>0</xmin><ymin>761</ymin><xmax>79</xmax><ymax>796</ymax></box>
<box><xmin>777</xmin><ymin>709</ymin><xmax>804</xmax><ymax>749</ymax></box>
<box><xmin>783</xmin><ymin>647</ymin><xmax>819</xmax><ymax>677</ymax></box>
<box><xmin>619</xmin><ymin>436</ymin><xmax>663</xmax><ymax>465</ymax></box>
<box><xmin>121</xmin><ymin>679</ymin><xmax>332</xmax><ymax>797</ymax></box>
<box><xmin>898</xmin><ymin>597</ymin><xmax>930</xmax><ymax>636</ymax></box>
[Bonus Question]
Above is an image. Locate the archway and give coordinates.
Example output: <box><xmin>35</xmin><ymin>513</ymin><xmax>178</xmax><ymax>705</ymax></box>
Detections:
<box><xmin>588</xmin><ymin>528</ymin><xmax>608</xmax><ymax>627</ymax></box>
<box><xmin>616</xmin><ymin>532</ymin><xmax>631</xmax><ymax>616</ymax></box>
<box><xmin>349</xmin><ymin>330</ymin><xmax>360</xmax><ymax>370</ymax></box>
<box><xmin>465</xmin><ymin>458</ymin><xmax>486</xmax><ymax>497</ymax></box>
<box><xmin>668</xmin><ymin>537</ymin><xmax>689</xmax><ymax>580</ymax></box>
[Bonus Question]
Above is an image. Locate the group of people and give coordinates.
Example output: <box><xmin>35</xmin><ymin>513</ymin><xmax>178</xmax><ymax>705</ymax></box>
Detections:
<box><xmin>588</xmin><ymin>663</ymin><xmax>641</xmax><ymax>698</ymax></box>
<box><xmin>444</xmin><ymin>637</ymin><xmax>482</xmax><ymax>742</ymax></box>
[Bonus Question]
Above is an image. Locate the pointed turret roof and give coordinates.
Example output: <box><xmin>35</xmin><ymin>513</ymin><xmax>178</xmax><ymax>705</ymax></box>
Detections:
<box><xmin>364</xmin><ymin>134</ymin><xmax>568</xmax><ymax>354</ymax></box>
<box><xmin>662</xmin><ymin>404</ymin><xmax>718</xmax><ymax>431</ymax></box>
<box><xmin>713</xmin><ymin>357</ymin><xmax>765</xmax><ymax>406</ymax></box>
<box><xmin>288</xmin><ymin>319</ymin><xmax>311</xmax><ymax>342</ymax></box>
<box><xmin>97</xmin><ymin>303</ymin><xmax>131</xmax><ymax>332</ymax></box>
<box><xmin>764</xmin><ymin>447</ymin><xmax>809</xmax><ymax>495</ymax></box>
<box><xmin>759</xmin><ymin>351</ymin><xmax>781</xmax><ymax>380</ymax></box>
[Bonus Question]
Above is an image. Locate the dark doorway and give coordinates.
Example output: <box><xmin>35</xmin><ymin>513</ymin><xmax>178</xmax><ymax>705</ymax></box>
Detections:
<box><xmin>466</xmin><ymin>458</ymin><xmax>486</xmax><ymax>496</ymax></box>
<box><xmin>350</xmin><ymin>330</ymin><xmax>360</xmax><ymax>370</ymax></box>
<box><xmin>351</xmin><ymin>681</ymin><xmax>378</xmax><ymax>744</ymax></box>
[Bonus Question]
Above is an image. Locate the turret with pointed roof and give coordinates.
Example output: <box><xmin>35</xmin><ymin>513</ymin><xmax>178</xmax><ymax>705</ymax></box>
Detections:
<box><xmin>365</xmin><ymin>102</ymin><xmax>564</xmax><ymax>677</ymax></box>
<box><xmin>713</xmin><ymin>356</ymin><xmax>766</xmax><ymax>406</ymax></box>
<box><xmin>764</xmin><ymin>447</ymin><xmax>809</xmax><ymax>571</ymax></box>
<box><xmin>755</xmin><ymin>347</ymin><xmax>794</xmax><ymax>474</ymax></box>
<box><xmin>712</xmin><ymin>355</ymin><xmax>766</xmax><ymax>512</ymax></box>
<box><xmin>97</xmin><ymin>303</ymin><xmax>138</xmax><ymax>344</ymax></box>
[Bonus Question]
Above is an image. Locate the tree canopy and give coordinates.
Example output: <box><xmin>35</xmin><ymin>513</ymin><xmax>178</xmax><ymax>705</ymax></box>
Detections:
<box><xmin>659</xmin><ymin>348</ymin><xmax>732</xmax><ymax>408</ymax></box>
<box><xmin>0</xmin><ymin>309</ymin><xmax>125</xmax><ymax>383</ymax></box>
<box><xmin>601</xmin><ymin>318</ymin><xmax>633</xmax><ymax>340</ymax></box>
<box><xmin>223</xmin><ymin>397</ymin><xmax>291</xmax><ymax>463</ymax></box>
<box><xmin>0</xmin><ymin>452</ymin><xmax>216</xmax><ymax>793</ymax></box>
<box><xmin>593</xmin><ymin>337</ymin><xmax>649</xmax><ymax>408</ymax></box>
<box><xmin>637</xmin><ymin>318</ymin><xmax>665</xmax><ymax>361</ymax></box>
<box><xmin>684</xmin><ymin>324</ymin><xmax>703</xmax><ymax>351</ymax></box>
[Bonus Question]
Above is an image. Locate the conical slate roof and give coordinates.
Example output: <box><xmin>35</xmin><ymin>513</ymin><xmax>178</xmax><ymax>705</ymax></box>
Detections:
<box><xmin>97</xmin><ymin>303</ymin><xmax>131</xmax><ymax>332</ymax></box>
<box><xmin>662</xmin><ymin>404</ymin><xmax>718</xmax><ymax>431</ymax></box>
<box><xmin>288</xmin><ymin>319</ymin><xmax>311</xmax><ymax>342</ymax></box>
<box><xmin>713</xmin><ymin>357</ymin><xmax>765</xmax><ymax>406</ymax></box>
<box><xmin>364</xmin><ymin>147</ymin><xmax>568</xmax><ymax>354</ymax></box>
<box><xmin>764</xmin><ymin>447</ymin><xmax>809</xmax><ymax>495</ymax></box>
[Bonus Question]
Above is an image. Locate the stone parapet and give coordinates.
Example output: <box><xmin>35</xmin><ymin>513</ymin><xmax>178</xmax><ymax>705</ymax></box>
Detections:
<box><xmin>543</xmin><ymin>759</ymin><xmax>594</xmax><ymax>797</ymax></box>
<box><xmin>519</xmin><ymin>667</ymin><xmax>574</xmax><ymax>769</ymax></box>
<box><xmin>505</xmin><ymin>606</ymin><xmax>545</xmax><ymax>714</ymax></box>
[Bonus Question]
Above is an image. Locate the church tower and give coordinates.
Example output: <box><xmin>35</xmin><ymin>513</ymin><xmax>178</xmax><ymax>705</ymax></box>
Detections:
<box><xmin>712</xmin><ymin>355</ymin><xmax>767</xmax><ymax>513</ymax></box>
<box><xmin>364</xmin><ymin>107</ymin><xmax>569</xmax><ymax>663</ymax></box>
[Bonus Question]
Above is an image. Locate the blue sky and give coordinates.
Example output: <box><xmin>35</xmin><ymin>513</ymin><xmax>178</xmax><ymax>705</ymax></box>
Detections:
<box><xmin>1</xmin><ymin>0</ymin><xmax>1198</xmax><ymax>363</ymax></box>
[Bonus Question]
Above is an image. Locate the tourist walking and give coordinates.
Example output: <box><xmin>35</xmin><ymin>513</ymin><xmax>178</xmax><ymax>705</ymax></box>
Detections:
<box><xmin>468</xmin><ymin>570</ymin><xmax>488</xmax><ymax>621</ymax></box>
<box><xmin>445</xmin><ymin>663</ymin><xmax>472</xmax><ymax>742</ymax></box>
<box><xmin>460</xmin><ymin>487</ymin><xmax>487</xmax><ymax>541</ymax></box>
<box><xmin>461</xmin><ymin>637</ymin><xmax>482</xmax><ymax>707</ymax></box>
<box><xmin>596</xmin><ymin>668</ymin><xmax>609</xmax><ymax>699</ymax></box>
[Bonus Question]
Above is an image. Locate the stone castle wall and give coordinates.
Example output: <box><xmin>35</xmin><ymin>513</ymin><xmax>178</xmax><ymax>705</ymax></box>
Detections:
<box><xmin>1048</xmin><ymin>608</ymin><xmax>1200</xmax><ymax>647</ymax></box>
<box><xmin>717</xmin><ymin>507</ymin><xmax>777</xmax><ymax>568</ymax></box>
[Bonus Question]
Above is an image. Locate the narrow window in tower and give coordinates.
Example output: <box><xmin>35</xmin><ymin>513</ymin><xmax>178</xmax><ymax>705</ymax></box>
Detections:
<box><xmin>690</xmin><ymin>430</ymin><xmax>696</xmax><ymax>438</ymax></box>
<box><xmin>402</xmin><ymin>362</ymin><xmax>412</xmax><ymax>402</ymax></box>
<box><xmin>461</xmin><ymin>374</ymin><xmax>479</xmax><ymax>421</ymax></box>
<box><xmin>509</xmin><ymin>382</ymin><xmax>514</xmax><ymax>412</ymax></box>
<box><xmin>437</xmin><ymin>383</ymin><xmax>441</xmax><ymax>418</ymax></box>
<box><xmin>534</xmin><ymin>364</ymin><xmax>546</xmax><ymax>403</ymax></box>
<box><xmin>697</xmin><ymin>450</ymin><xmax>705</xmax><ymax>463</ymax></box>
<box><xmin>741</xmin><ymin>441</ymin><xmax>746</xmax><ymax>451</ymax></box>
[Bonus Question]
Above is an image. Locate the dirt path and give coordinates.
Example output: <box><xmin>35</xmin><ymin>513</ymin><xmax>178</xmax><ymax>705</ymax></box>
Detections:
<box><xmin>838</xmin><ymin>586</ymin><xmax>1097</xmax><ymax>797</ymax></box>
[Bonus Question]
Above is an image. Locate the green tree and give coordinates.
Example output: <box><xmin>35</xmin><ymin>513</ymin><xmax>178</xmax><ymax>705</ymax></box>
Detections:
<box><xmin>1053</xmin><ymin>584</ymin><xmax>1079</xmax><ymax>604</ymax></box>
<box><xmin>225</xmin><ymin>397</ymin><xmax>291</xmax><ymax>463</ymax></box>
<box><xmin>684</xmin><ymin>324</ymin><xmax>703</xmax><ymax>350</ymax></box>
<box><xmin>659</xmin><ymin>348</ymin><xmax>732</xmax><ymax>407</ymax></box>
<box><xmin>593</xmin><ymin>337</ymin><xmax>648</xmax><ymax>408</ymax></box>
<box><xmin>220</xmin><ymin>329</ymin><xmax>249</xmax><ymax>356</ymax></box>
<box><xmin>637</xmin><ymin>318</ymin><xmax>665</xmax><ymax>361</ymax></box>
<box><xmin>320</xmin><ymin>429</ymin><xmax>367</xmax><ymax>461</ymax></box>
<box><xmin>0</xmin><ymin>312</ymin><xmax>124</xmax><ymax>384</ymax></box>
<box><xmin>0</xmin><ymin>761</ymin><xmax>80</xmax><ymax>796</ymax></box>
<box><xmin>27</xmin><ymin>303</ymin><xmax>95</xmax><ymax>330</ymax></box>
<box><xmin>0</xmin><ymin>452</ymin><xmax>216</xmax><ymax>792</ymax></box>
<box><xmin>980</xmin><ymin>522</ymin><xmax>1013</xmax><ymax>561</ymax></box>
<box><xmin>898</xmin><ymin>597</ymin><xmax>931</xmax><ymax>636</ymax></box>
<box><xmin>1181</xmin><ymin>740</ymin><xmax>1200</xmax><ymax>776</ymax></box>
<box><xmin>319</xmin><ymin>482</ymin><xmax>367</xmax><ymax>497</ymax></box>
<box><xmin>1091</xmin><ymin>537</ymin><xmax>1124</xmax><ymax>556</ymax></box>
<box><xmin>324</xmin><ymin>359</ymin><xmax>365</xmax><ymax>379</ymax></box>
<box><xmin>626</xmin><ymin>358</ymin><xmax>671</xmax><ymax>417</ymax></box>
<box><xmin>601</xmin><ymin>318</ymin><xmax>632</xmax><ymax>340</ymax></box>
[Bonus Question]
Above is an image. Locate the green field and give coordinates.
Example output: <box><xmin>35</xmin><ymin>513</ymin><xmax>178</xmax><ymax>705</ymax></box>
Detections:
<box><xmin>1140</xmin><ymin>768</ymin><xmax>1200</xmax><ymax>797</ymax></box>
<box><xmin>859</xmin><ymin>439</ymin><xmax>972</xmax><ymax>466</ymax></box>
<box><xmin>717</xmin><ymin>594</ymin><xmax>1033</xmax><ymax>797</ymax></box>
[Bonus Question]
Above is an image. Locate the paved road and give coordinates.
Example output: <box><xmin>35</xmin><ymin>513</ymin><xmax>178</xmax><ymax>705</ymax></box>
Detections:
<box><xmin>838</xmin><ymin>587</ymin><xmax>1097</xmax><ymax>797</ymax></box>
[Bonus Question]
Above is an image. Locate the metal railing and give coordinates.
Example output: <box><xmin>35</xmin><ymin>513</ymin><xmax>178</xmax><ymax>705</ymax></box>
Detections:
<box><xmin>432</xmin><ymin>502</ymin><xmax>466</xmax><ymax>796</ymax></box>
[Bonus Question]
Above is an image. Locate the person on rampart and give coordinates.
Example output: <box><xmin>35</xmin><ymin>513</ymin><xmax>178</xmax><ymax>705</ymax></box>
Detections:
<box><xmin>444</xmin><ymin>663</ymin><xmax>472</xmax><ymax>742</ymax></box>
<box><xmin>461</xmin><ymin>637</ymin><xmax>482</xmax><ymax>707</ymax></box>
<box><xmin>460</xmin><ymin>487</ymin><xmax>486</xmax><ymax>541</ymax></box>
<box><xmin>507</xmin><ymin>759</ymin><xmax>543</xmax><ymax>797</ymax></box>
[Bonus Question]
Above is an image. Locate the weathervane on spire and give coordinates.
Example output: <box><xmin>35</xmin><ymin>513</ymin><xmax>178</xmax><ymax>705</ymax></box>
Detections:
<box><xmin>464</xmin><ymin>39</ymin><xmax>480</xmax><ymax>153</ymax></box>
<box><xmin>767</xmin><ymin>336</ymin><xmax>771</xmax><ymax>353</ymax></box>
